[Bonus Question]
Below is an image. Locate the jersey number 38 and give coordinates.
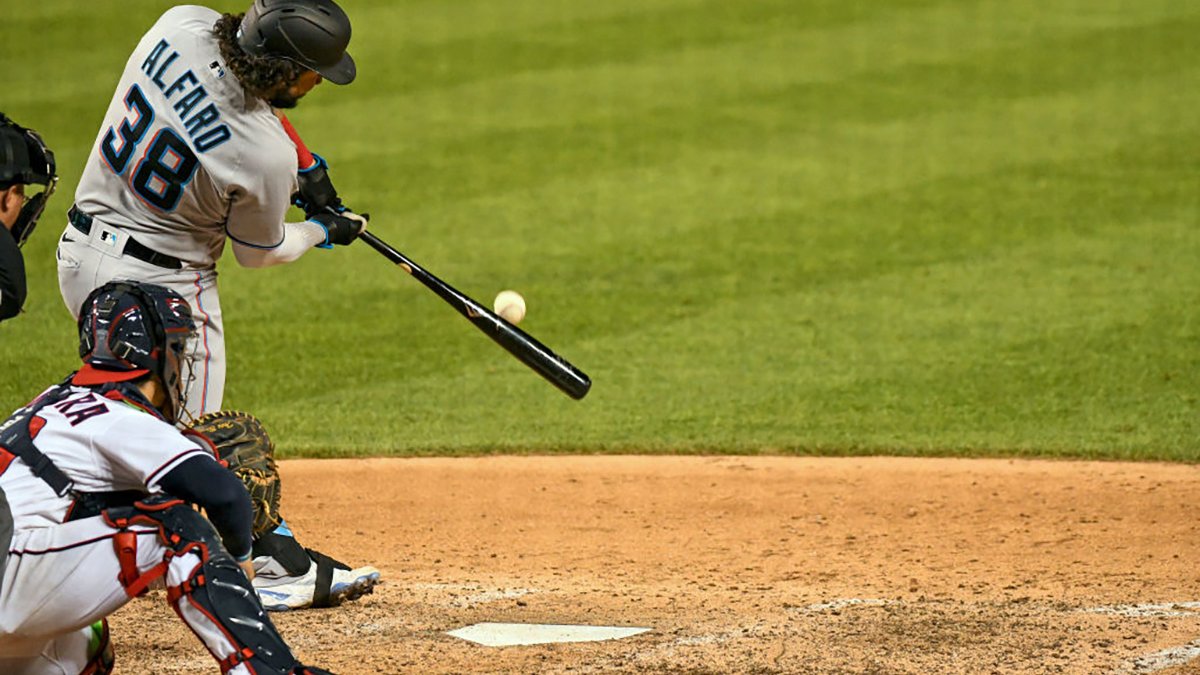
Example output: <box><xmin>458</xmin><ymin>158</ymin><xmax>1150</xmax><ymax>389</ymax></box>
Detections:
<box><xmin>101</xmin><ymin>84</ymin><xmax>199</xmax><ymax>213</ymax></box>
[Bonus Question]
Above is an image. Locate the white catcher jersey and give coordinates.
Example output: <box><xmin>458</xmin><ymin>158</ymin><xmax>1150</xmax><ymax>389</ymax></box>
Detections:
<box><xmin>75</xmin><ymin>5</ymin><xmax>299</xmax><ymax>266</ymax></box>
<box><xmin>0</xmin><ymin>386</ymin><xmax>210</xmax><ymax>530</ymax></box>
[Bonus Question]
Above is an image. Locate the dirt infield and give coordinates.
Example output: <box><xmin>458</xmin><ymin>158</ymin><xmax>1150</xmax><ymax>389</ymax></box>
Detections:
<box><xmin>110</xmin><ymin>456</ymin><xmax>1200</xmax><ymax>674</ymax></box>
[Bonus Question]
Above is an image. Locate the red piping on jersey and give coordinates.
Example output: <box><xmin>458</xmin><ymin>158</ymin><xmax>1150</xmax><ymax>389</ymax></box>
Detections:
<box><xmin>191</xmin><ymin>273</ymin><xmax>212</xmax><ymax>413</ymax></box>
<box><xmin>144</xmin><ymin>448</ymin><xmax>210</xmax><ymax>487</ymax></box>
<box><xmin>181</xmin><ymin>427</ymin><xmax>220</xmax><ymax>459</ymax></box>
<box><xmin>6</xmin><ymin>528</ymin><xmax>158</xmax><ymax>557</ymax></box>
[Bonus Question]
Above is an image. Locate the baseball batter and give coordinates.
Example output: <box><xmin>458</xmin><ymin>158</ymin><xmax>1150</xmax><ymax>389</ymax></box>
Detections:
<box><xmin>57</xmin><ymin>0</ymin><xmax>363</xmax><ymax>419</ymax></box>
<box><xmin>55</xmin><ymin>0</ymin><xmax>378</xmax><ymax>611</ymax></box>
<box><xmin>0</xmin><ymin>280</ymin><xmax>332</xmax><ymax>675</ymax></box>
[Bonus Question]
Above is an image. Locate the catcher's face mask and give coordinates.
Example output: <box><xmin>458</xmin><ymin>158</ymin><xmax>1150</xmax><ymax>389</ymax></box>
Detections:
<box><xmin>0</xmin><ymin>115</ymin><xmax>57</xmax><ymax>248</ymax></box>
<box><xmin>76</xmin><ymin>281</ymin><xmax>197</xmax><ymax>423</ymax></box>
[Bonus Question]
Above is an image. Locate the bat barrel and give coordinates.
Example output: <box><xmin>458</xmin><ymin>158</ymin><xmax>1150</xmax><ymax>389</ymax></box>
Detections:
<box><xmin>490</xmin><ymin>321</ymin><xmax>592</xmax><ymax>399</ymax></box>
<box><xmin>359</xmin><ymin>231</ymin><xmax>592</xmax><ymax>400</ymax></box>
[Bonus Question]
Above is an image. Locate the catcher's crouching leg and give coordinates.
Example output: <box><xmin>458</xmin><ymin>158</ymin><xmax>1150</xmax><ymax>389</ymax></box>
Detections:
<box><xmin>102</xmin><ymin>497</ymin><xmax>332</xmax><ymax>675</ymax></box>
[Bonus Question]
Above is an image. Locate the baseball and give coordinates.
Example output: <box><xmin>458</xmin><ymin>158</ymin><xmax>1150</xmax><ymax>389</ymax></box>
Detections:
<box><xmin>493</xmin><ymin>290</ymin><xmax>526</xmax><ymax>324</ymax></box>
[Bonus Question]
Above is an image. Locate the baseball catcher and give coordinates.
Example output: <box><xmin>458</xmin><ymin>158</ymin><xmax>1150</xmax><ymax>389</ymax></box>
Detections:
<box><xmin>0</xmin><ymin>280</ymin><xmax>333</xmax><ymax>674</ymax></box>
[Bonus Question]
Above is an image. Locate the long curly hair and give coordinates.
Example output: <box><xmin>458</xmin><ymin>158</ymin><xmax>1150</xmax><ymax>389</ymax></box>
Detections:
<box><xmin>213</xmin><ymin>13</ymin><xmax>305</xmax><ymax>102</ymax></box>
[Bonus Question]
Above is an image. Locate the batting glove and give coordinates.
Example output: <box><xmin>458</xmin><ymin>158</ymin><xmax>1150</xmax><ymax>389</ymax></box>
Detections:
<box><xmin>309</xmin><ymin>206</ymin><xmax>368</xmax><ymax>248</ymax></box>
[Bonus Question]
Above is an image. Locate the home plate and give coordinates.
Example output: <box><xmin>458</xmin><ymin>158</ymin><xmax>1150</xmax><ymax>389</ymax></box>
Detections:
<box><xmin>447</xmin><ymin>622</ymin><xmax>651</xmax><ymax>647</ymax></box>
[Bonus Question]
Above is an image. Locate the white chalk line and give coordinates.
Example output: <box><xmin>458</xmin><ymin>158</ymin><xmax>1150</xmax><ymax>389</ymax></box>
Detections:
<box><xmin>789</xmin><ymin>598</ymin><xmax>1200</xmax><ymax>618</ymax></box>
<box><xmin>1120</xmin><ymin>640</ymin><xmax>1200</xmax><ymax>674</ymax></box>
<box><xmin>1080</xmin><ymin>602</ymin><xmax>1200</xmax><ymax>672</ymax></box>
<box><xmin>1081</xmin><ymin>602</ymin><xmax>1200</xmax><ymax>618</ymax></box>
<box><xmin>788</xmin><ymin>598</ymin><xmax>1200</xmax><ymax>673</ymax></box>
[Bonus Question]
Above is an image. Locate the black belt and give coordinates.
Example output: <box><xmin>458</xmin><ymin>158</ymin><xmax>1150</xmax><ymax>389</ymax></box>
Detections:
<box><xmin>67</xmin><ymin>205</ymin><xmax>184</xmax><ymax>270</ymax></box>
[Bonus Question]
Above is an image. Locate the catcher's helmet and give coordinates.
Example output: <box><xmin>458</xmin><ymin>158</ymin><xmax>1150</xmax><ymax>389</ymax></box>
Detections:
<box><xmin>74</xmin><ymin>281</ymin><xmax>196</xmax><ymax>423</ymax></box>
<box><xmin>237</xmin><ymin>0</ymin><xmax>355</xmax><ymax>85</ymax></box>
<box><xmin>0</xmin><ymin>113</ymin><xmax>57</xmax><ymax>248</ymax></box>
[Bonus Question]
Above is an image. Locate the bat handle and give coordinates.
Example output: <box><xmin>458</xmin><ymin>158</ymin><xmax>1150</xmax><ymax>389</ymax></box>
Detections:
<box><xmin>358</xmin><ymin>230</ymin><xmax>413</xmax><ymax>271</ymax></box>
<box><xmin>358</xmin><ymin>230</ymin><xmax>392</xmax><ymax>256</ymax></box>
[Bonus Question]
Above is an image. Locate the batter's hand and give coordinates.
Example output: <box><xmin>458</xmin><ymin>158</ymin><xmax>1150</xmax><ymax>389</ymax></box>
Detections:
<box><xmin>294</xmin><ymin>153</ymin><xmax>339</xmax><ymax>216</ymax></box>
<box><xmin>310</xmin><ymin>206</ymin><xmax>368</xmax><ymax>248</ymax></box>
<box><xmin>239</xmin><ymin>558</ymin><xmax>256</xmax><ymax>581</ymax></box>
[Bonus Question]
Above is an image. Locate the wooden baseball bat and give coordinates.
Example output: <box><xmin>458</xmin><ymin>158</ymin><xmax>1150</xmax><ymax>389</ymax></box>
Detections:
<box><xmin>358</xmin><ymin>230</ymin><xmax>592</xmax><ymax>400</ymax></box>
<box><xmin>280</xmin><ymin>115</ymin><xmax>591</xmax><ymax>400</ymax></box>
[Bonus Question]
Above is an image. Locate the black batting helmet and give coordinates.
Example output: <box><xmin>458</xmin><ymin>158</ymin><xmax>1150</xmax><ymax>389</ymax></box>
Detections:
<box><xmin>0</xmin><ymin>113</ymin><xmax>57</xmax><ymax>248</ymax></box>
<box><xmin>237</xmin><ymin>0</ymin><xmax>356</xmax><ymax>84</ymax></box>
<box><xmin>74</xmin><ymin>281</ymin><xmax>196</xmax><ymax>423</ymax></box>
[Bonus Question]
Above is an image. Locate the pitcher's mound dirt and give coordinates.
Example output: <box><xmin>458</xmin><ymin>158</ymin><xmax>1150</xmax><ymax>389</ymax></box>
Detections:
<box><xmin>110</xmin><ymin>456</ymin><xmax>1200</xmax><ymax>674</ymax></box>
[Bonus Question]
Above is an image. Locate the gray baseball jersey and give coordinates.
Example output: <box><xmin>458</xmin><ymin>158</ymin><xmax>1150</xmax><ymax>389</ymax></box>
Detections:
<box><xmin>60</xmin><ymin>5</ymin><xmax>314</xmax><ymax>417</ymax></box>
<box><xmin>74</xmin><ymin>5</ymin><xmax>298</xmax><ymax>267</ymax></box>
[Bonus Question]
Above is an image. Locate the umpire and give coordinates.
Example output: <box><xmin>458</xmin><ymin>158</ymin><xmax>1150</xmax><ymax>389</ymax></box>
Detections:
<box><xmin>0</xmin><ymin>113</ymin><xmax>56</xmax><ymax>591</ymax></box>
<box><xmin>0</xmin><ymin>112</ymin><xmax>57</xmax><ymax>323</ymax></box>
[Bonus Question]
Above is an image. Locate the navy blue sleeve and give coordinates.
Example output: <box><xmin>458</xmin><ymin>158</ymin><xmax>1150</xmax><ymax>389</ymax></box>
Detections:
<box><xmin>157</xmin><ymin>455</ymin><xmax>254</xmax><ymax>561</ymax></box>
<box><xmin>0</xmin><ymin>226</ymin><xmax>26</xmax><ymax>322</ymax></box>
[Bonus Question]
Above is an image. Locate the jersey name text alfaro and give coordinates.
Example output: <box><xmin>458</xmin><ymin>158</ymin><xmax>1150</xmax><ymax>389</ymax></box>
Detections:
<box><xmin>142</xmin><ymin>38</ymin><xmax>231</xmax><ymax>152</ymax></box>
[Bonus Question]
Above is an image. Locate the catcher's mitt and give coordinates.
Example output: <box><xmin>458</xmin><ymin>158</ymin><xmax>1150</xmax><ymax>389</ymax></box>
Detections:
<box><xmin>187</xmin><ymin>411</ymin><xmax>282</xmax><ymax>537</ymax></box>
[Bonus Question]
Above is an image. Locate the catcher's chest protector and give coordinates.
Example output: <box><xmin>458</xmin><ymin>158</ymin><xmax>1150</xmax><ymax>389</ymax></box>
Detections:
<box><xmin>0</xmin><ymin>384</ymin><xmax>145</xmax><ymax>522</ymax></box>
<box><xmin>0</xmin><ymin>385</ymin><xmax>76</xmax><ymax>496</ymax></box>
<box><xmin>0</xmin><ymin>385</ymin><xmax>85</xmax><ymax>595</ymax></box>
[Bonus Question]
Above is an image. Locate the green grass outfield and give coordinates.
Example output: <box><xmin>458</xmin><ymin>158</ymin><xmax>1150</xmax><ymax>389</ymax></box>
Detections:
<box><xmin>2</xmin><ymin>0</ymin><xmax>1197</xmax><ymax>460</ymax></box>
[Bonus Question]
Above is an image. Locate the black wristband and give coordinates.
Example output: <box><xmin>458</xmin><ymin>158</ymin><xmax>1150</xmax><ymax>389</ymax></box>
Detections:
<box><xmin>296</xmin><ymin>154</ymin><xmax>338</xmax><ymax>215</ymax></box>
